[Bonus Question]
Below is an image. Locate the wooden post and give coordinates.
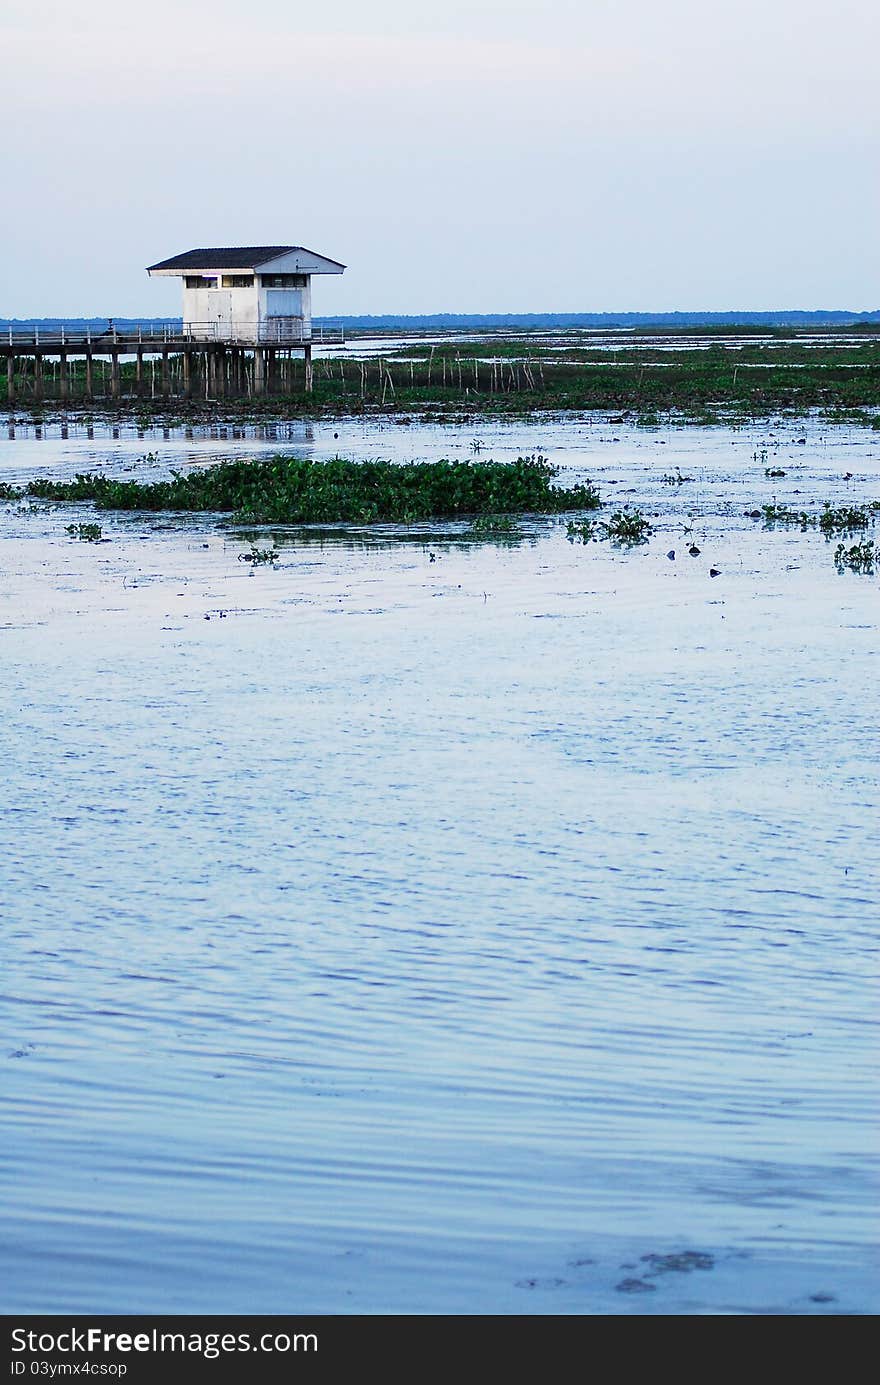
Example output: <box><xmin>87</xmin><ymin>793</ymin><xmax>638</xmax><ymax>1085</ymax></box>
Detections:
<box><xmin>84</xmin><ymin>352</ymin><xmax>93</xmax><ymax>399</ymax></box>
<box><xmin>304</xmin><ymin>344</ymin><xmax>313</xmax><ymax>393</ymax></box>
<box><xmin>136</xmin><ymin>347</ymin><xmax>144</xmax><ymax>397</ymax></box>
<box><xmin>110</xmin><ymin>351</ymin><xmax>121</xmax><ymax>399</ymax></box>
<box><xmin>182</xmin><ymin>350</ymin><xmax>191</xmax><ymax>399</ymax></box>
<box><xmin>254</xmin><ymin>347</ymin><xmax>265</xmax><ymax>395</ymax></box>
<box><xmin>161</xmin><ymin>350</ymin><xmax>170</xmax><ymax>399</ymax></box>
<box><xmin>6</xmin><ymin>356</ymin><xmax>14</xmax><ymax>405</ymax></box>
<box><xmin>59</xmin><ymin>352</ymin><xmax>68</xmax><ymax>402</ymax></box>
<box><xmin>33</xmin><ymin>354</ymin><xmax>43</xmax><ymax>401</ymax></box>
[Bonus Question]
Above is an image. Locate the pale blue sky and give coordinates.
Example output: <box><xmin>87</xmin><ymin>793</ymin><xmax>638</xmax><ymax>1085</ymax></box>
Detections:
<box><xmin>3</xmin><ymin>0</ymin><xmax>877</xmax><ymax>316</ymax></box>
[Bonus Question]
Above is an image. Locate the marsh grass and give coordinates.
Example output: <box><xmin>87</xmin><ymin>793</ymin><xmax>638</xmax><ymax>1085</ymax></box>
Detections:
<box><xmin>326</xmin><ymin>340</ymin><xmax>880</xmax><ymax>416</ymax></box>
<box><xmin>5</xmin><ymin>333</ymin><xmax>880</xmax><ymax>418</ymax></box>
<box><xmin>26</xmin><ymin>456</ymin><xmax>601</xmax><ymax>525</ymax></box>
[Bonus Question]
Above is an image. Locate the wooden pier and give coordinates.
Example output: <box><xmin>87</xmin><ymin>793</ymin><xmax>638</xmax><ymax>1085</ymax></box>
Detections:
<box><xmin>0</xmin><ymin>323</ymin><xmax>345</xmax><ymax>404</ymax></box>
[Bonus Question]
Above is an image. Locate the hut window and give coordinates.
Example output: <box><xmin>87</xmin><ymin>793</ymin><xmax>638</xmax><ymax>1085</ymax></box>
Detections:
<box><xmin>222</xmin><ymin>275</ymin><xmax>253</xmax><ymax>288</ymax></box>
<box><xmin>185</xmin><ymin>275</ymin><xmax>218</xmax><ymax>289</ymax></box>
<box><xmin>260</xmin><ymin>274</ymin><xmax>306</xmax><ymax>288</ymax></box>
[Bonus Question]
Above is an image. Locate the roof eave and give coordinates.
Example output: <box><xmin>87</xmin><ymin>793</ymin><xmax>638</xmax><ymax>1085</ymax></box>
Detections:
<box><xmin>146</xmin><ymin>265</ymin><xmax>263</xmax><ymax>276</ymax></box>
<box><xmin>259</xmin><ymin>248</ymin><xmax>347</xmax><ymax>273</ymax></box>
<box><xmin>146</xmin><ymin>247</ymin><xmax>347</xmax><ymax>276</ymax></box>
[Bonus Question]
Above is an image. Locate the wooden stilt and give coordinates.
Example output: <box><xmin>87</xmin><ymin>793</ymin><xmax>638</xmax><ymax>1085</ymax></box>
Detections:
<box><xmin>161</xmin><ymin>351</ymin><xmax>170</xmax><ymax>399</ymax></box>
<box><xmin>304</xmin><ymin>344</ymin><xmax>313</xmax><ymax>393</ymax></box>
<box><xmin>7</xmin><ymin>355</ymin><xmax>14</xmax><ymax>405</ymax></box>
<box><xmin>85</xmin><ymin>352</ymin><xmax>93</xmax><ymax>399</ymax></box>
<box><xmin>254</xmin><ymin>348</ymin><xmax>265</xmax><ymax>395</ymax></box>
<box><xmin>110</xmin><ymin>351</ymin><xmax>121</xmax><ymax>399</ymax></box>
<box><xmin>136</xmin><ymin>348</ymin><xmax>144</xmax><ymax>397</ymax></box>
<box><xmin>33</xmin><ymin>354</ymin><xmax>43</xmax><ymax>401</ymax></box>
<box><xmin>59</xmin><ymin>352</ymin><xmax>68</xmax><ymax>401</ymax></box>
<box><xmin>182</xmin><ymin>351</ymin><xmax>191</xmax><ymax>399</ymax></box>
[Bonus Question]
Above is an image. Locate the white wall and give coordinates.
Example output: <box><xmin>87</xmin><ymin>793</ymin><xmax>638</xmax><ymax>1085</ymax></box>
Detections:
<box><xmin>182</xmin><ymin>282</ymin><xmax>260</xmax><ymax>340</ymax></box>
<box><xmin>180</xmin><ymin>273</ymin><xmax>321</xmax><ymax>341</ymax></box>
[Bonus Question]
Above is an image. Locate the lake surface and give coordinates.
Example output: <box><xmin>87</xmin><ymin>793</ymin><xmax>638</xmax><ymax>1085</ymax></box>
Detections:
<box><xmin>1</xmin><ymin>412</ymin><xmax>878</xmax><ymax>1314</ymax></box>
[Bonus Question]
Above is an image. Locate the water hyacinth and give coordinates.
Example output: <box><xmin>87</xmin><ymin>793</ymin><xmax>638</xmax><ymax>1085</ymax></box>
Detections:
<box><xmin>25</xmin><ymin>455</ymin><xmax>601</xmax><ymax>525</ymax></box>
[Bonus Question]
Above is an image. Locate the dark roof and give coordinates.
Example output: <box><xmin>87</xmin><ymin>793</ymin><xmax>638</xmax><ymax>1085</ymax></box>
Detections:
<box><xmin>147</xmin><ymin>246</ymin><xmax>299</xmax><ymax>271</ymax></box>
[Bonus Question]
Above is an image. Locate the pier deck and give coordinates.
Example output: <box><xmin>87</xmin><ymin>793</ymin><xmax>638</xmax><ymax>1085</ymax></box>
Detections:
<box><xmin>1</xmin><ymin>323</ymin><xmax>345</xmax><ymax>402</ymax></box>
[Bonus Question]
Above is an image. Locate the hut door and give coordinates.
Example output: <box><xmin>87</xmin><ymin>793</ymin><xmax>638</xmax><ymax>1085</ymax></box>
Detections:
<box><xmin>214</xmin><ymin>290</ymin><xmax>235</xmax><ymax>337</ymax></box>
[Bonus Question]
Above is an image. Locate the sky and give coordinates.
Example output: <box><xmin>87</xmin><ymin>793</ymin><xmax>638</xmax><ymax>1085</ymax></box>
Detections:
<box><xmin>2</xmin><ymin>0</ymin><xmax>877</xmax><ymax>316</ymax></box>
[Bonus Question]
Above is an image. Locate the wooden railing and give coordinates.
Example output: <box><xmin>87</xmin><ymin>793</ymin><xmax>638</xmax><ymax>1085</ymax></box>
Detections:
<box><xmin>184</xmin><ymin>321</ymin><xmax>344</xmax><ymax>344</ymax></box>
<box><xmin>4</xmin><ymin>322</ymin><xmax>345</xmax><ymax>347</ymax></box>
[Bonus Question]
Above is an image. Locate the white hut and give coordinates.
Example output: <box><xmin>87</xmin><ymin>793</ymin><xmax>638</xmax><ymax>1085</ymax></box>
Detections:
<box><xmin>146</xmin><ymin>245</ymin><xmax>345</xmax><ymax>344</ymax></box>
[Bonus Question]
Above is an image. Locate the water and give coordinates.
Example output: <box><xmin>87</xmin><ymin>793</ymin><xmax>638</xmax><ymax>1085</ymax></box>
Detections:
<box><xmin>1</xmin><ymin>413</ymin><xmax>878</xmax><ymax>1314</ymax></box>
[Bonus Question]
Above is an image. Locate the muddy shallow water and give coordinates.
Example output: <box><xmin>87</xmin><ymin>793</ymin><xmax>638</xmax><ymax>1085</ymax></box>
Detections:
<box><xmin>1</xmin><ymin>413</ymin><xmax>878</xmax><ymax>1314</ymax></box>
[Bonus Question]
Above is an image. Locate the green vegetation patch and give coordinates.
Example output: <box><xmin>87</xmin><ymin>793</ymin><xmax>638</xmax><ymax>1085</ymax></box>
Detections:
<box><xmin>65</xmin><ymin>522</ymin><xmax>103</xmax><ymax>542</ymax></box>
<box><xmin>818</xmin><ymin>502</ymin><xmax>880</xmax><ymax>535</ymax></box>
<box><xmin>758</xmin><ymin>500</ymin><xmax>880</xmax><ymax>534</ymax></box>
<box><xmin>567</xmin><ymin>507</ymin><xmax>653</xmax><ymax>547</ymax></box>
<box><xmin>467</xmin><ymin>513</ymin><xmax>523</xmax><ymax>537</ymax></box>
<box><xmin>759</xmin><ymin>503</ymin><xmax>815</xmax><ymax>530</ymax></box>
<box><xmin>834</xmin><ymin>538</ymin><xmax>876</xmax><ymax>574</ymax></box>
<box><xmin>239</xmin><ymin>544</ymin><xmax>279</xmax><ymax>564</ymax></box>
<box><xmin>26</xmin><ymin>455</ymin><xmax>601</xmax><ymax>525</ymax></box>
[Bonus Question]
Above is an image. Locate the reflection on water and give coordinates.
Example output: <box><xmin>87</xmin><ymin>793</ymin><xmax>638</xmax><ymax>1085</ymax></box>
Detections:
<box><xmin>0</xmin><ymin>417</ymin><xmax>878</xmax><ymax>1315</ymax></box>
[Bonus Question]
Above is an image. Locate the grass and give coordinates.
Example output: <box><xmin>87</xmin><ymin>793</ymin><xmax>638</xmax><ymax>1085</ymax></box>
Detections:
<box><xmin>22</xmin><ymin>455</ymin><xmax>601</xmax><ymax>525</ymax></box>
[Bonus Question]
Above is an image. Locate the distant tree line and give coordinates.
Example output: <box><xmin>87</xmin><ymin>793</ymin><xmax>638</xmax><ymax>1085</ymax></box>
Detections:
<box><xmin>3</xmin><ymin>310</ymin><xmax>879</xmax><ymax>333</ymax></box>
<box><xmin>317</xmin><ymin>310</ymin><xmax>880</xmax><ymax>329</ymax></box>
